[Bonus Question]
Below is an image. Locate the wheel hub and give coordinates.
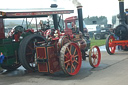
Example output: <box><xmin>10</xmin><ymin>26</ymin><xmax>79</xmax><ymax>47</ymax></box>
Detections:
<box><xmin>93</xmin><ymin>55</ymin><xmax>97</xmax><ymax>59</ymax></box>
<box><xmin>70</xmin><ymin>55</ymin><xmax>75</xmax><ymax>62</ymax></box>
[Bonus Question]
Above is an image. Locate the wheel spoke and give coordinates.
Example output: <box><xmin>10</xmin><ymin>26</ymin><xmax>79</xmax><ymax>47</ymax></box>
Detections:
<box><xmin>93</xmin><ymin>58</ymin><xmax>96</xmax><ymax>65</ymax></box>
<box><xmin>96</xmin><ymin>50</ymin><xmax>98</xmax><ymax>56</ymax></box>
<box><xmin>89</xmin><ymin>46</ymin><xmax>101</xmax><ymax>68</ymax></box>
<box><xmin>70</xmin><ymin>45</ymin><xmax>72</xmax><ymax>52</ymax></box>
<box><xmin>64</xmin><ymin>60</ymin><xmax>70</xmax><ymax>64</ymax></box>
<box><xmin>61</xmin><ymin>43</ymin><xmax>82</xmax><ymax>75</ymax></box>
<box><xmin>74</xmin><ymin>60</ymin><xmax>78</xmax><ymax>64</ymax></box>
<box><xmin>72</xmin><ymin>64</ymin><xmax>76</xmax><ymax>70</ymax></box>
<box><xmin>28</xmin><ymin>45</ymin><xmax>34</xmax><ymax>50</ymax></box>
<box><xmin>111</xmin><ymin>47</ymin><xmax>112</xmax><ymax>50</ymax></box>
<box><xmin>34</xmin><ymin>39</ymin><xmax>37</xmax><ymax>42</ymax></box>
<box><xmin>66</xmin><ymin>63</ymin><xmax>69</xmax><ymax>70</ymax></box>
<box><xmin>64</xmin><ymin>55</ymin><xmax>68</xmax><ymax>58</ymax></box>
<box><xmin>92</xmin><ymin>48</ymin><xmax>94</xmax><ymax>54</ymax></box>
<box><xmin>66</xmin><ymin>47</ymin><xmax>72</xmax><ymax>56</ymax></box>
<box><xmin>73</xmin><ymin>48</ymin><xmax>76</xmax><ymax>56</ymax></box>
<box><xmin>71</xmin><ymin>64</ymin><xmax>73</xmax><ymax>73</ymax></box>
<box><xmin>74</xmin><ymin>55</ymin><xmax>78</xmax><ymax>57</ymax></box>
<box><xmin>95</xmin><ymin>55</ymin><xmax>98</xmax><ymax>59</ymax></box>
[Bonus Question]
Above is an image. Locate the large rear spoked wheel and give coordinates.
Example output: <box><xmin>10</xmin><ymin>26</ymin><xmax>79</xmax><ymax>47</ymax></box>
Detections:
<box><xmin>19</xmin><ymin>34</ymin><xmax>47</xmax><ymax>71</ymax></box>
<box><xmin>106</xmin><ymin>35</ymin><xmax>116</xmax><ymax>55</ymax></box>
<box><xmin>60</xmin><ymin>42</ymin><xmax>82</xmax><ymax>76</ymax></box>
<box><xmin>89</xmin><ymin>46</ymin><xmax>101</xmax><ymax>68</ymax></box>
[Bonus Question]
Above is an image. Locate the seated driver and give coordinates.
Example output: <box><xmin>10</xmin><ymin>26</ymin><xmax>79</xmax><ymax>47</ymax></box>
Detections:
<box><xmin>40</xmin><ymin>20</ymin><xmax>47</xmax><ymax>31</ymax></box>
<box><xmin>72</xmin><ymin>22</ymin><xmax>78</xmax><ymax>34</ymax></box>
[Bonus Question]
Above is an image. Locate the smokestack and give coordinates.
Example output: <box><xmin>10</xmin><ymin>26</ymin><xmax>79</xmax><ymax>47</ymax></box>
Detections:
<box><xmin>119</xmin><ymin>0</ymin><xmax>125</xmax><ymax>24</ymax></box>
<box><xmin>50</xmin><ymin>4</ymin><xmax>58</xmax><ymax>8</ymax></box>
<box><xmin>72</xmin><ymin>0</ymin><xmax>82</xmax><ymax>7</ymax></box>
<box><xmin>77</xmin><ymin>6</ymin><xmax>83</xmax><ymax>33</ymax></box>
<box><xmin>50</xmin><ymin>4</ymin><xmax>58</xmax><ymax>29</ymax></box>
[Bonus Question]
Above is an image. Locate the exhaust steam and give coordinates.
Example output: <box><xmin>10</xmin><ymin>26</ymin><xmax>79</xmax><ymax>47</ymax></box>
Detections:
<box><xmin>72</xmin><ymin>0</ymin><xmax>82</xmax><ymax>7</ymax></box>
<box><xmin>52</xmin><ymin>0</ymin><xmax>82</xmax><ymax>7</ymax></box>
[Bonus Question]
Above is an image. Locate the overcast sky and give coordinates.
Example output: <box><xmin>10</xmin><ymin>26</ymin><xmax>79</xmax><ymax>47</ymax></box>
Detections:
<box><xmin>1</xmin><ymin>0</ymin><xmax>128</xmax><ymax>24</ymax></box>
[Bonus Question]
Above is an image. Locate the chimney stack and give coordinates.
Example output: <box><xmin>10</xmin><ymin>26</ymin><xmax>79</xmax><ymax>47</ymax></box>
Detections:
<box><xmin>77</xmin><ymin>6</ymin><xmax>83</xmax><ymax>33</ymax></box>
<box><xmin>50</xmin><ymin>4</ymin><xmax>58</xmax><ymax>30</ymax></box>
<box><xmin>118</xmin><ymin>0</ymin><xmax>125</xmax><ymax>24</ymax></box>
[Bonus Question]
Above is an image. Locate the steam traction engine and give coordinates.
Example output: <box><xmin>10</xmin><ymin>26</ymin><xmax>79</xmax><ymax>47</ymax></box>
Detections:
<box><xmin>106</xmin><ymin>0</ymin><xmax>128</xmax><ymax>55</ymax></box>
<box><xmin>31</xmin><ymin>6</ymin><xmax>101</xmax><ymax>76</ymax></box>
<box><xmin>0</xmin><ymin>9</ymin><xmax>50</xmax><ymax>71</ymax></box>
<box><xmin>0</xmin><ymin>5</ymin><xmax>101</xmax><ymax>75</ymax></box>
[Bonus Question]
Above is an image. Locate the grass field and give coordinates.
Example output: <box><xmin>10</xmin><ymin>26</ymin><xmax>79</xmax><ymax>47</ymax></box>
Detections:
<box><xmin>90</xmin><ymin>38</ymin><xmax>106</xmax><ymax>47</ymax></box>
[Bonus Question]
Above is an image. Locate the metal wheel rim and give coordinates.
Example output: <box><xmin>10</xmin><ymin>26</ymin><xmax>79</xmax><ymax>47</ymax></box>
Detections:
<box><xmin>108</xmin><ymin>36</ymin><xmax>116</xmax><ymax>54</ymax></box>
<box><xmin>25</xmin><ymin>37</ymin><xmax>45</xmax><ymax>70</ymax></box>
<box><xmin>89</xmin><ymin>46</ymin><xmax>101</xmax><ymax>68</ymax></box>
<box><xmin>96</xmin><ymin>35</ymin><xmax>100</xmax><ymax>39</ymax></box>
<box><xmin>60</xmin><ymin>43</ymin><xmax>82</xmax><ymax>75</ymax></box>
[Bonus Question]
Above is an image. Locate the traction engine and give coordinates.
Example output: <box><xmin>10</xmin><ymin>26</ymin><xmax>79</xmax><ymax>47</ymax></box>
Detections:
<box><xmin>0</xmin><ymin>5</ymin><xmax>101</xmax><ymax>76</ymax></box>
<box><xmin>30</xmin><ymin>6</ymin><xmax>102</xmax><ymax>76</ymax></box>
<box><xmin>106</xmin><ymin>0</ymin><xmax>128</xmax><ymax>55</ymax></box>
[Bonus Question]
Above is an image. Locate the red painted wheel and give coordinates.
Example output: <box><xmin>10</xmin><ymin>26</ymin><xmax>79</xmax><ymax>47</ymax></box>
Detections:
<box><xmin>106</xmin><ymin>35</ymin><xmax>116</xmax><ymax>55</ymax></box>
<box><xmin>60</xmin><ymin>42</ymin><xmax>82</xmax><ymax>76</ymax></box>
<box><xmin>89</xmin><ymin>46</ymin><xmax>101</xmax><ymax>68</ymax></box>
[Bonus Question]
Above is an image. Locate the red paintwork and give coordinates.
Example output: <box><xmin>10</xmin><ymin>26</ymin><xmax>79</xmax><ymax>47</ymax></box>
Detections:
<box><xmin>36</xmin><ymin>47</ymin><xmax>48</xmax><ymax>72</ymax></box>
<box><xmin>47</xmin><ymin>46</ymin><xmax>60</xmax><ymax>73</ymax></box>
<box><xmin>110</xmin><ymin>40</ymin><xmax>128</xmax><ymax>47</ymax></box>
<box><xmin>109</xmin><ymin>35</ymin><xmax>128</xmax><ymax>52</ymax></box>
<box><xmin>0</xmin><ymin>10</ymin><xmax>74</xmax><ymax>18</ymax></box>
<box><xmin>64</xmin><ymin>43</ymin><xmax>82</xmax><ymax>75</ymax></box>
<box><xmin>108</xmin><ymin>35</ymin><xmax>116</xmax><ymax>54</ymax></box>
<box><xmin>90</xmin><ymin>46</ymin><xmax>101</xmax><ymax>68</ymax></box>
<box><xmin>52</xmin><ymin>30</ymin><xmax>60</xmax><ymax>40</ymax></box>
<box><xmin>64</xmin><ymin>16</ymin><xmax>85</xmax><ymax>40</ymax></box>
<box><xmin>65</xmin><ymin>16</ymin><xmax>77</xmax><ymax>21</ymax></box>
<box><xmin>64</xmin><ymin>16</ymin><xmax>77</xmax><ymax>35</ymax></box>
<box><xmin>36</xmin><ymin>16</ymin><xmax>89</xmax><ymax>75</ymax></box>
<box><xmin>44</xmin><ymin>29</ymin><xmax>61</xmax><ymax>41</ymax></box>
<box><xmin>36</xmin><ymin>46</ymin><xmax>61</xmax><ymax>73</ymax></box>
<box><xmin>0</xmin><ymin>19</ymin><xmax>5</xmax><ymax>39</ymax></box>
<box><xmin>8</xmin><ymin>28</ymin><xmax>33</xmax><ymax>41</ymax></box>
<box><xmin>57</xmin><ymin>36</ymin><xmax>70</xmax><ymax>51</ymax></box>
<box><xmin>14</xmin><ymin>32</ymin><xmax>22</xmax><ymax>42</ymax></box>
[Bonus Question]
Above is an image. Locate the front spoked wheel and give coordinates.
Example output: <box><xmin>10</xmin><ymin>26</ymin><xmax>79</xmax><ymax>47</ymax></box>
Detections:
<box><xmin>106</xmin><ymin>35</ymin><xmax>116</xmax><ymax>55</ymax></box>
<box><xmin>89</xmin><ymin>46</ymin><xmax>101</xmax><ymax>68</ymax></box>
<box><xmin>60</xmin><ymin>42</ymin><xmax>82</xmax><ymax>76</ymax></box>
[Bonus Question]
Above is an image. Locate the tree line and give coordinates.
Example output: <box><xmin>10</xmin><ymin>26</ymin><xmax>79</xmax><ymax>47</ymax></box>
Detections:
<box><xmin>83</xmin><ymin>16</ymin><xmax>108</xmax><ymax>25</ymax></box>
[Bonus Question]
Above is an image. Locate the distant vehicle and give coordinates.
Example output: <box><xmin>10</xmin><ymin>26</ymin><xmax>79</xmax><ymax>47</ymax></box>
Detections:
<box><xmin>106</xmin><ymin>0</ymin><xmax>128</xmax><ymax>55</ymax></box>
<box><xmin>93</xmin><ymin>24</ymin><xmax>113</xmax><ymax>40</ymax></box>
<box><xmin>94</xmin><ymin>28</ymin><xmax>111</xmax><ymax>40</ymax></box>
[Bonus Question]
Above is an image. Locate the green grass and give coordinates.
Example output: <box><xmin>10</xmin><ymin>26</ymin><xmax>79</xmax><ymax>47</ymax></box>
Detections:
<box><xmin>90</xmin><ymin>38</ymin><xmax>106</xmax><ymax>47</ymax></box>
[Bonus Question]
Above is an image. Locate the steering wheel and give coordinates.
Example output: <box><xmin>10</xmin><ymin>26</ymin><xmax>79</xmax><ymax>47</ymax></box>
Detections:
<box><xmin>44</xmin><ymin>29</ymin><xmax>55</xmax><ymax>39</ymax></box>
<box><xmin>8</xmin><ymin>25</ymin><xmax>24</xmax><ymax>37</ymax></box>
<box><xmin>13</xmin><ymin>25</ymin><xmax>24</xmax><ymax>32</ymax></box>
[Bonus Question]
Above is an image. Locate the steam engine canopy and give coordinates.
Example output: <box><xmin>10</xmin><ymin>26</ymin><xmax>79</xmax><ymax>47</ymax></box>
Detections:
<box><xmin>114</xmin><ymin>24</ymin><xmax>128</xmax><ymax>40</ymax></box>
